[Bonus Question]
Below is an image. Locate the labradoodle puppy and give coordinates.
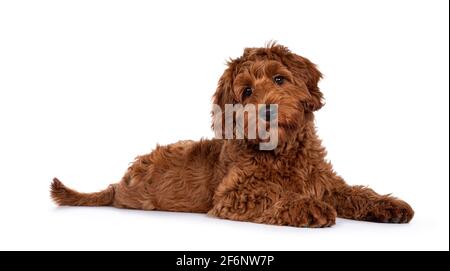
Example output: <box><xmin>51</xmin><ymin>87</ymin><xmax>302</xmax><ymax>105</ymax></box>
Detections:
<box><xmin>51</xmin><ymin>44</ymin><xmax>414</xmax><ymax>227</ymax></box>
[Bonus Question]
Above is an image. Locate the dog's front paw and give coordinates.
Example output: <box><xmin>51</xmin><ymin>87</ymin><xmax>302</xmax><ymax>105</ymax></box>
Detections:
<box><xmin>273</xmin><ymin>199</ymin><xmax>337</xmax><ymax>228</ymax></box>
<box><xmin>298</xmin><ymin>200</ymin><xmax>337</xmax><ymax>228</ymax></box>
<box><xmin>365</xmin><ymin>198</ymin><xmax>414</xmax><ymax>223</ymax></box>
<box><xmin>258</xmin><ymin>199</ymin><xmax>337</xmax><ymax>228</ymax></box>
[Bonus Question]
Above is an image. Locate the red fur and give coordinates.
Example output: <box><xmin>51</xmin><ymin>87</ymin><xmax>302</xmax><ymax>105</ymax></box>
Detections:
<box><xmin>51</xmin><ymin>43</ymin><xmax>414</xmax><ymax>227</ymax></box>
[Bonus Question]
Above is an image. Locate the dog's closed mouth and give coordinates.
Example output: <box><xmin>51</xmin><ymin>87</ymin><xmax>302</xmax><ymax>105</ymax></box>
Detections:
<box><xmin>50</xmin><ymin>43</ymin><xmax>414</xmax><ymax>228</ymax></box>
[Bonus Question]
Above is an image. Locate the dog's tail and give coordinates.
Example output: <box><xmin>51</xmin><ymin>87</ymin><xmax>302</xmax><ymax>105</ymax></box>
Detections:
<box><xmin>50</xmin><ymin>177</ymin><xmax>115</xmax><ymax>207</ymax></box>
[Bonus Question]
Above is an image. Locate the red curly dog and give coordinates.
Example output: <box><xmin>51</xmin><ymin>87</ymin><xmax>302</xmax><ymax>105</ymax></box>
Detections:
<box><xmin>51</xmin><ymin>44</ymin><xmax>414</xmax><ymax>227</ymax></box>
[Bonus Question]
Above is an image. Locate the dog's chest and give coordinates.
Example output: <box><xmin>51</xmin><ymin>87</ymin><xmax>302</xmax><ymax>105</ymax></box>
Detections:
<box><xmin>251</xmin><ymin>156</ymin><xmax>311</xmax><ymax>189</ymax></box>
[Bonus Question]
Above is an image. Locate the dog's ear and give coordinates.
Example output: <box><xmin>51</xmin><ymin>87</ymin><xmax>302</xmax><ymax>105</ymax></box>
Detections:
<box><xmin>298</xmin><ymin>55</ymin><xmax>323</xmax><ymax>111</ymax></box>
<box><xmin>212</xmin><ymin>67</ymin><xmax>235</xmax><ymax>109</ymax></box>
<box><xmin>274</xmin><ymin>46</ymin><xmax>324</xmax><ymax>111</ymax></box>
<box><xmin>211</xmin><ymin>59</ymin><xmax>238</xmax><ymax>135</ymax></box>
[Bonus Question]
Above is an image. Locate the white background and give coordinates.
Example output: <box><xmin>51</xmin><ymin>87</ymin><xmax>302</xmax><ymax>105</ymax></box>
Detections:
<box><xmin>0</xmin><ymin>0</ymin><xmax>448</xmax><ymax>251</ymax></box>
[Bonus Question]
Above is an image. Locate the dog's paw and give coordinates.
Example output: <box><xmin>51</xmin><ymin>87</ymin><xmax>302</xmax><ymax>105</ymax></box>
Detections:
<box><xmin>365</xmin><ymin>198</ymin><xmax>414</xmax><ymax>223</ymax></box>
<box><xmin>298</xmin><ymin>200</ymin><xmax>337</xmax><ymax>228</ymax></box>
<box><xmin>257</xmin><ymin>199</ymin><xmax>336</xmax><ymax>228</ymax></box>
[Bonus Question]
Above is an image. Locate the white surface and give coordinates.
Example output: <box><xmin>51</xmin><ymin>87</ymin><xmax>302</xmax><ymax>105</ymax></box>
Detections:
<box><xmin>0</xmin><ymin>0</ymin><xmax>448</xmax><ymax>251</ymax></box>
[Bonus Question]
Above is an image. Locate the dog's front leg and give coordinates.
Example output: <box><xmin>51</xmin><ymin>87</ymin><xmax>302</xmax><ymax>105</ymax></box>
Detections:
<box><xmin>208</xmin><ymin>173</ymin><xmax>336</xmax><ymax>227</ymax></box>
<box><xmin>325</xmin><ymin>182</ymin><xmax>414</xmax><ymax>223</ymax></box>
<box><xmin>255</xmin><ymin>194</ymin><xmax>337</xmax><ymax>227</ymax></box>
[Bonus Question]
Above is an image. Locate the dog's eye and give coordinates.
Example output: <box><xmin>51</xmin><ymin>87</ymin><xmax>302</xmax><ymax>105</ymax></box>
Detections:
<box><xmin>243</xmin><ymin>87</ymin><xmax>253</xmax><ymax>98</ymax></box>
<box><xmin>273</xmin><ymin>75</ymin><xmax>285</xmax><ymax>85</ymax></box>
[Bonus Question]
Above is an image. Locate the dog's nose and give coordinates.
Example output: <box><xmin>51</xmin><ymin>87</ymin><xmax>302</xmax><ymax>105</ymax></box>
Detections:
<box><xmin>259</xmin><ymin>105</ymin><xmax>278</xmax><ymax>121</ymax></box>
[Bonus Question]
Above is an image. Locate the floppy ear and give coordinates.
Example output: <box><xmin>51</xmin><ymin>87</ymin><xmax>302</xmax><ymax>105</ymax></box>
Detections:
<box><xmin>281</xmin><ymin>52</ymin><xmax>324</xmax><ymax>111</ymax></box>
<box><xmin>211</xmin><ymin>61</ymin><xmax>238</xmax><ymax>135</ymax></box>
<box><xmin>300</xmin><ymin>56</ymin><xmax>323</xmax><ymax>111</ymax></box>
<box><xmin>212</xmin><ymin>68</ymin><xmax>235</xmax><ymax>109</ymax></box>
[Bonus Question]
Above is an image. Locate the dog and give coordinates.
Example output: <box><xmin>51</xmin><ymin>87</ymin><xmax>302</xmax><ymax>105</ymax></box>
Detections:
<box><xmin>51</xmin><ymin>43</ymin><xmax>414</xmax><ymax>227</ymax></box>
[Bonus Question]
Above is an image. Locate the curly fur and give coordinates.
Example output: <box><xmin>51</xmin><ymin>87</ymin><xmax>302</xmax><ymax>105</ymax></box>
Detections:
<box><xmin>51</xmin><ymin>43</ymin><xmax>414</xmax><ymax>227</ymax></box>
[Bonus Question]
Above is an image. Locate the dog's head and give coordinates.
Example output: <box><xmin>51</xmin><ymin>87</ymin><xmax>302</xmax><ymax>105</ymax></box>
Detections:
<box><xmin>212</xmin><ymin>43</ymin><xmax>323</xmax><ymax>148</ymax></box>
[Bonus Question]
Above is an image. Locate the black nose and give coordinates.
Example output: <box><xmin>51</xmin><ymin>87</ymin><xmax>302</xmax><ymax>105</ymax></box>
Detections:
<box><xmin>259</xmin><ymin>105</ymin><xmax>277</xmax><ymax>121</ymax></box>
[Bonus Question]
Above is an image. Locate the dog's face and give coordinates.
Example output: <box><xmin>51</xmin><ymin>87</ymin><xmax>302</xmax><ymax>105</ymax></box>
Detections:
<box><xmin>212</xmin><ymin>44</ymin><xmax>323</xmax><ymax>147</ymax></box>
